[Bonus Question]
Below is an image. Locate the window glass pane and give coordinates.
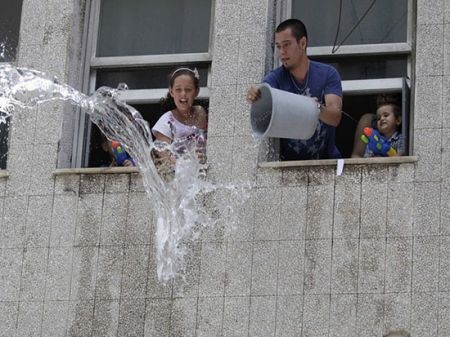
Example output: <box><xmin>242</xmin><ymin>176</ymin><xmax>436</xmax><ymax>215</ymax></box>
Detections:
<box><xmin>0</xmin><ymin>1</ymin><xmax>23</xmax><ymax>62</ymax></box>
<box><xmin>311</xmin><ymin>55</ymin><xmax>407</xmax><ymax>80</ymax></box>
<box><xmin>97</xmin><ymin>0</ymin><xmax>212</xmax><ymax>57</ymax></box>
<box><xmin>96</xmin><ymin>64</ymin><xmax>209</xmax><ymax>90</ymax></box>
<box><xmin>292</xmin><ymin>0</ymin><xmax>407</xmax><ymax>47</ymax></box>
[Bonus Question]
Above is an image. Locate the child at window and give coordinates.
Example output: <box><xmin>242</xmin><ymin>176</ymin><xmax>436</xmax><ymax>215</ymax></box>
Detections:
<box><xmin>151</xmin><ymin>67</ymin><xmax>208</xmax><ymax>169</ymax></box>
<box><xmin>100</xmin><ymin>133</ymin><xmax>135</xmax><ymax>167</ymax></box>
<box><xmin>352</xmin><ymin>94</ymin><xmax>404</xmax><ymax>157</ymax></box>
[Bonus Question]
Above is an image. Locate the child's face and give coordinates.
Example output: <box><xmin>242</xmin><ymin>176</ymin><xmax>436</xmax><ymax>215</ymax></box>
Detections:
<box><xmin>169</xmin><ymin>74</ymin><xmax>199</xmax><ymax>114</ymax></box>
<box><xmin>376</xmin><ymin>104</ymin><xmax>401</xmax><ymax>138</ymax></box>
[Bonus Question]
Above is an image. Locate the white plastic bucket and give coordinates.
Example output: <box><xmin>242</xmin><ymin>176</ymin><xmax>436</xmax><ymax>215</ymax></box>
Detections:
<box><xmin>250</xmin><ymin>83</ymin><xmax>320</xmax><ymax>140</ymax></box>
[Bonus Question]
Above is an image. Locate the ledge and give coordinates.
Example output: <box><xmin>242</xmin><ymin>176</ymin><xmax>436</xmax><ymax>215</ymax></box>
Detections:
<box><xmin>0</xmin><ymin>170</ymin><xmax>8</xmax><ymax>178</ymax></box>
<box><xmin>53</xmin><ymin>166</ymin><xmax>139</xmax><ymax>176</ymax></box>
<box><xmin>258</xmin><ymin>156</ymin><xmax>418</xmax><ymax>168</ymax></box>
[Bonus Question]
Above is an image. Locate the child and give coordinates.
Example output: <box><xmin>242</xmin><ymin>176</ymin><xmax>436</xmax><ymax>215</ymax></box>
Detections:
<box><xmin>362</xmin><ymin>94</ymin><xmax>404</xmax><ymax>157</ymax></box>
<box><xmin>152</xmin><ymin>67</ymin><xmax>208</xmax><ymax>166</ymax></box>
<box><xmin>100</xmin><ymin>133</ymin><xmax>134</xmax><ymax>167</ymax></box>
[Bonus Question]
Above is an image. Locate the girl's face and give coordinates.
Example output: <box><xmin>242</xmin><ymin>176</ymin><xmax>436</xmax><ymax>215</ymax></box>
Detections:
<box><xmin>376</xmin><ymin>104</ymin><xmax>401</xmax><ymax>139</ymax></box>
<box><xmin>169</xmin><ymin>74</ymin><xmax>199</xmax><ymax>114</ymax></box>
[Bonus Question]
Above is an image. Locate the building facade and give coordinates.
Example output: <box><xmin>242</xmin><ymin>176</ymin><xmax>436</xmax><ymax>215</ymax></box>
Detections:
<box><xmin>0</xmin><ymin>0</ymin><xmax>449</xmax><ymax>336</ymax></box>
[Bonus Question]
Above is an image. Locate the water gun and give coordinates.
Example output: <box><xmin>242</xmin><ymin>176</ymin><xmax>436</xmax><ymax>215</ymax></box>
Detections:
<box><xmin>360</xmin><ymin>127</ymin><xmax>397</xmax><ymax>157</ymax></box>
<box><xmin>111</xmin><ymin>141</ymin><xmax>135</xmax><ymax>166</ymax></box>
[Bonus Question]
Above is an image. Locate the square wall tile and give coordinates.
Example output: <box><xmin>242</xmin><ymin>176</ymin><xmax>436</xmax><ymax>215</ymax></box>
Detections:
<box><xmin>331</xmin><ymin>239</ymin><xmax>359</xmax><ymax>294</ymax></box>
<box><xmin>277</xmin><ymin>240</ymin><xmax>304</xmax><ymax>296</ymax></box>
<box><xmin>199</xmin><ymin>241</ymin><xmax>226</xmax><ymax>297</ymax></box>
<box><xmin>222</xmin><ymin>296</ymin><xmax>250</xmax><ymax>337</ymax></box>
<box><xmin>415</xmin><ymin>26</ymin><xmax>444</xmax><ymax>76</ymax></box>
<box><xmin>74</xmin><ymin>193</ymin><xmax>103</xmax><ymax>246</ymax></box>
<box><xmin>70</xmin><ymin>246</ymin><xmax>98</xmax><ymax>301</ymax></box>
<box><xmin>383</xmin><ymin>293</ymin><xmax>411</xmax><ymax>334</ymax></box>
<box><xmin>95</xmin><ymin>246</ymin><xmax>124</xmax><ymax>300</ymax></box>
<box><xmin>0</xmin><ymin>301</ymin><xmax>19</xmax><ymax>337</ymax></box>
<box><xmin>411</xmin><ymin>292</ymin><xmax>438</xmax><ymax>337</ymax></box>
<box><xmin>117</xmin><ymin>298</ymin><xmax>145</xmax><ymax>337</ymax></box>
<box><xmin>360</xmin><ymin>182</ymin><xmax>387</xmax><ymax>239</ymax></box>
<box><xmin>303</xmin><ymin>294</ymin><xmax>330</xmax><ymax>337</ymax></box>
<box><xmin>358</xmin><ymin>239</ymin><xmax>385</xmax><ymax>293</ymax></box>
<box><xmin>253</xmin><ymin>188</ymin><xmax>281</xmax><ymax>241</ymax></box>
<box><xmin>51</xmin><ymin>194</ymin><xmax>78</xmax><ymax>247</ymax></box>
<box><xmin>45</xmin><ymin>247</ymin><xmax>73</xmax><ymax>301</ymax></box>
<box><xmin>385</xmin><ymin>238</ymin><xmax>412</xmax><ymax>293</ymax></box>
<box><xmin>306</xmin><ymin>185</ymin><xmax>334</xmax><ymax>239</ymax></box>
<box><xmin>42</xmin><ymin>301</ymin><xmax>69</xmax><ymax>337</ymax></box>
<box><xmin>357</xmin><ymin>293</ymin><xmax>385</xmax><ymax>337</ymax></box>
<box><xmin>144</xmin><ymin>299</ymin><xmax>171</xmax><ymax>337</ymax></box>
<box><xmin>275</xmin><ymin>295</ymin><xmax>303</xmax><ymax>337</ymax></box>
<box><xmin>20</xmin><ymin>247</ymin><xmax>48</xmax><ymax>301</ymax></box>
<box><xmin>66</xmin><ymin>300</ymin><xmax>94</xmax><ymax>337</ymax></box>
<box><xmin>304</xmin><ymin>239</ymin><xmax>332</xmax><ymax>295</ymax></box>
<box><xmin>251</xmin><ymin>241</ymin><xmax>278</xmax><ymax>296</ymax></box>
<box><xmin>225</xmin><ymin>241</ymin><xmax>252</xmax><ymax>297</ymax></box>
<box><xmin>412</xmin><ymin>236</ymin><xmax>439</xmax><ymax>292</ymax></box>
<box><xmin>249</xmin><ymin>296</ymin><xmax>276</xmax><ymax>337</ymax></box>
<box><xmin>0</xmin><ymin>249</ymin><xmax>23</xmax><ymax>301</ymax></box>
<box><xmin>414</xmin><ymin>129</ymin><xmax>442</xmax><ymax>182</ymax></box>
<box><xmin>16</xmin><ymin>301</ymin><xmax>44</xmax><ymax>337</ymax></box>
<box><xmin>387</xmin><ymin>183</ymin><xmax>414</xmax><ymax>237</ymax></box>
<box><xmin>121</xmin><ymin>245</ymin><xmax>150</xmax><ymax>299</ymax></box>
<box><xmin>280</xmin><ymin>186</ymin><xmax>307</xmax><ymax>241</ymax></box>
<box><xmin>92</xmin><ymin>300</ymin><xmax>120</xmax><ymax>337</ymax></box>
<box><xmin>330</xmin><ymin>294</ymin><xmax>358</xmax><ymax>337</ymax></box>
<box><xmin>196</xmin><ymin>296</ymin><xmax>224</xmax><ymax>337</ymax></box>
<box><xmin>414</xmin><ymin>182</ymin><xmax>441</xmax><ymax>236</ymax></box>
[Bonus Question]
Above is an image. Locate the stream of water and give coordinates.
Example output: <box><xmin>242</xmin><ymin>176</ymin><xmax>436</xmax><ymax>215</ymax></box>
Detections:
<box><xmin>0</xmin><ymin>64</ymin><xmax>248</xmax><ymax>283</ymax></box>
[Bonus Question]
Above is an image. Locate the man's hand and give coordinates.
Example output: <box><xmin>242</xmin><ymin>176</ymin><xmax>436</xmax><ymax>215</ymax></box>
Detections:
<box><xmin>246</xmin><ymin>85</ymin><xmax>261</xmax><ymax>104</ymax></box>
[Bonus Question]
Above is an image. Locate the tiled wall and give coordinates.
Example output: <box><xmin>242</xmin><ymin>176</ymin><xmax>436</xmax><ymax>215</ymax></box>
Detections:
<box><xmin>1</xmin><ymin>0</ymin><xmax>450</xmax><ymax>336</ymax></box>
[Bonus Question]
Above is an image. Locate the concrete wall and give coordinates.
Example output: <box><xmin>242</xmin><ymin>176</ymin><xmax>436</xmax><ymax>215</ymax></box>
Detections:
<box><xmin>1</xmin><ymin>0</ymin><xmax>450</xmax><ymax>336</ymax></box>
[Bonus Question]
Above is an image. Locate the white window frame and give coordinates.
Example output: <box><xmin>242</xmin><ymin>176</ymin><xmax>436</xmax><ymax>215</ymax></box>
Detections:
<box><xmin>274</xmin><ymin>0</ymin><xmax>415</xmax><ymax>157</ymax></box>
<box><xmin>73</xmin><ymin>0</ymin><xmax>215</xmax><ymax>168</ymax></box>
<box><xmin>278</xmin><ymin>0</ymin><xmax>414</xmax><ymax>95</ymax></box>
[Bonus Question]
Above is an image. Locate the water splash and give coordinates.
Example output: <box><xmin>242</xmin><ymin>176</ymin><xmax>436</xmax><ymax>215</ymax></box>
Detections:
<box><xmin>0</xmin><ymin>63</ymin><xmax>248</xmax><ymax>283</ymax></box>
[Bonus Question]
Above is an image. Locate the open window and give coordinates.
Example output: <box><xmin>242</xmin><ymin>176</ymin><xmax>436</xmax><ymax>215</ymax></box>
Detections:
<box><xmin>0</xmin><ymin>1</ymin><xmax>23</xmax><ymax>169</ymax></box>
<box><xmin>277</xmin><ymin>0</ymin><xmax>413</xmax><ymax>159</ymax></box>
<box><xmin>75</xmin><ymin>0</ymin><xmax>214</xmax><ymax>167</ymax></box>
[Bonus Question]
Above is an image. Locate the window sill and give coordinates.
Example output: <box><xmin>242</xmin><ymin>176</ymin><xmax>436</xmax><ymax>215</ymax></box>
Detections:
<box><xmin>0</xmin><ymin>170</ymin><xmax>8</xmax><ymax>178</ymax></box>
<box><xmin>258</xmin><ymin>156</ymin><xmax>418</xmax><ymax>169</ymax></box>
<box><xmin>53</xmin><ymin>166</ymin><xmax>139</xmax><ymax>176</ymax></box>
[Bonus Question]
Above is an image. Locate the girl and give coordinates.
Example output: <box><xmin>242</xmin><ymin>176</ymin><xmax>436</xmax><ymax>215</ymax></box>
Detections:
<box><xmin>152</xmin><ymin>67</ymin><xmax>208</xmax><ymax>168</ymax></box>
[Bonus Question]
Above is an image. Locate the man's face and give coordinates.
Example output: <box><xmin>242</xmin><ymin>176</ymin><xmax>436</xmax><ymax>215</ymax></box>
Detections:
<box><xmin>275</xmin><ymin>28</ymin><xmax>306</xmax><ymax>69</ymax></box>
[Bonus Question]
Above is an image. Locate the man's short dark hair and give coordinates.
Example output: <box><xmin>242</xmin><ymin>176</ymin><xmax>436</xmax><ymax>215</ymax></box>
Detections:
<box><xmin>275</xmin><ymin>18</ymin><xmax>308</xmax><ymax>41</ymax></box>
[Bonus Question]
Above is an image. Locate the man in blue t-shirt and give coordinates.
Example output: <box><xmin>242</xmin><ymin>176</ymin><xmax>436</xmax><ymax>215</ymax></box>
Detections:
<box><xmin>247</xmin><ymin>19</ymin><xmax>343</xmax><ymax>160</ymax></box>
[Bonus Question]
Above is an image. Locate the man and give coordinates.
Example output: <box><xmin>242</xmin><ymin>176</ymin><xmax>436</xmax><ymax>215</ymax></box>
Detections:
<box><xmin>247</xmin><ymin>18</ymin><xmax>343</xmax><ymax>160</ymax></box>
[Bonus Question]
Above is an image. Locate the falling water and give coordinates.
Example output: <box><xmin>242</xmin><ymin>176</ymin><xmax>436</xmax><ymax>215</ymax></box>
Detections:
<box><xmin>0</xmin><ymin>63</ymin><xmax>247</xmax><ymax>283</ymax></box>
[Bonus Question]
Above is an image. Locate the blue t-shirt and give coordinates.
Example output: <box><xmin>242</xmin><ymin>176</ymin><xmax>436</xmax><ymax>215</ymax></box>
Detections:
<box><xmin>263</xmin><ymin>60</ymin><xmax>342</xmax><ymax>160</ymax></box>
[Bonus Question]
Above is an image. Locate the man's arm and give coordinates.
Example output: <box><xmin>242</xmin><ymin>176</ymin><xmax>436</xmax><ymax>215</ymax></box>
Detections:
<box><xmin>319</xmin><ymin>93</ymin><xmax>342</xmax><ymax>127</ymax></box>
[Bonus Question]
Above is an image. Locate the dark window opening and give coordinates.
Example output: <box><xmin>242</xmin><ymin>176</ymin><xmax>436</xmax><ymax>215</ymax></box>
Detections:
<box><xmin>0</xmin><ymin>1</ymin><xmax>23</xmax><ymax>62</ymax></box>
<box><xmin>336</xmin><ymin>81</ymin><xmax>410</xmax><ymax>158</ymax></box>
<box><xmin>87</xmin><ymin>100</ymin><xmax>209</xmax><ymax>167</ymax></box>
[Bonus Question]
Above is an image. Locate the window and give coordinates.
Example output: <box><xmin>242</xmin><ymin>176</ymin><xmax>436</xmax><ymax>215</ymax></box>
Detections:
<box><xmin>280</xmin><ymin>0</ymin><xmax>413</xmax><ymax>158</ymax></box>
<box><xmin>75</xmin><ymin>0</ymin><xmax>214</xmax><ymax>167</ymax></box>
<box><xmin>0</xmin><ymin>1</ymin><xmax>23</xmax><ymax>169</ymax></box>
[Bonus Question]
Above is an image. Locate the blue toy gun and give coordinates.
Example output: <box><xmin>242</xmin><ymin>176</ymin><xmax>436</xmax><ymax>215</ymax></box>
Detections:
<box><xmin>360</xmin><ymin>127</ymin><xmax>397</xmax><ymax>157</ymax></box>
<box><xmin>111</xmin><ymin>141</ymin><xmax>135</xmax><ymax>166</ymax></box>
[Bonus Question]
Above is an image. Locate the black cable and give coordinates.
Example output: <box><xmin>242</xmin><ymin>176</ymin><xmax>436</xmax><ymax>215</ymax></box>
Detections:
<box><xmin>332</xmin><ymin>0</ymin><xmax>344</xmax><ymax>54</ymax></box>
<box><xmin>332</xmin><ymin>0</ymin><xmax>378</xmax><ymax>54</ymax></box>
